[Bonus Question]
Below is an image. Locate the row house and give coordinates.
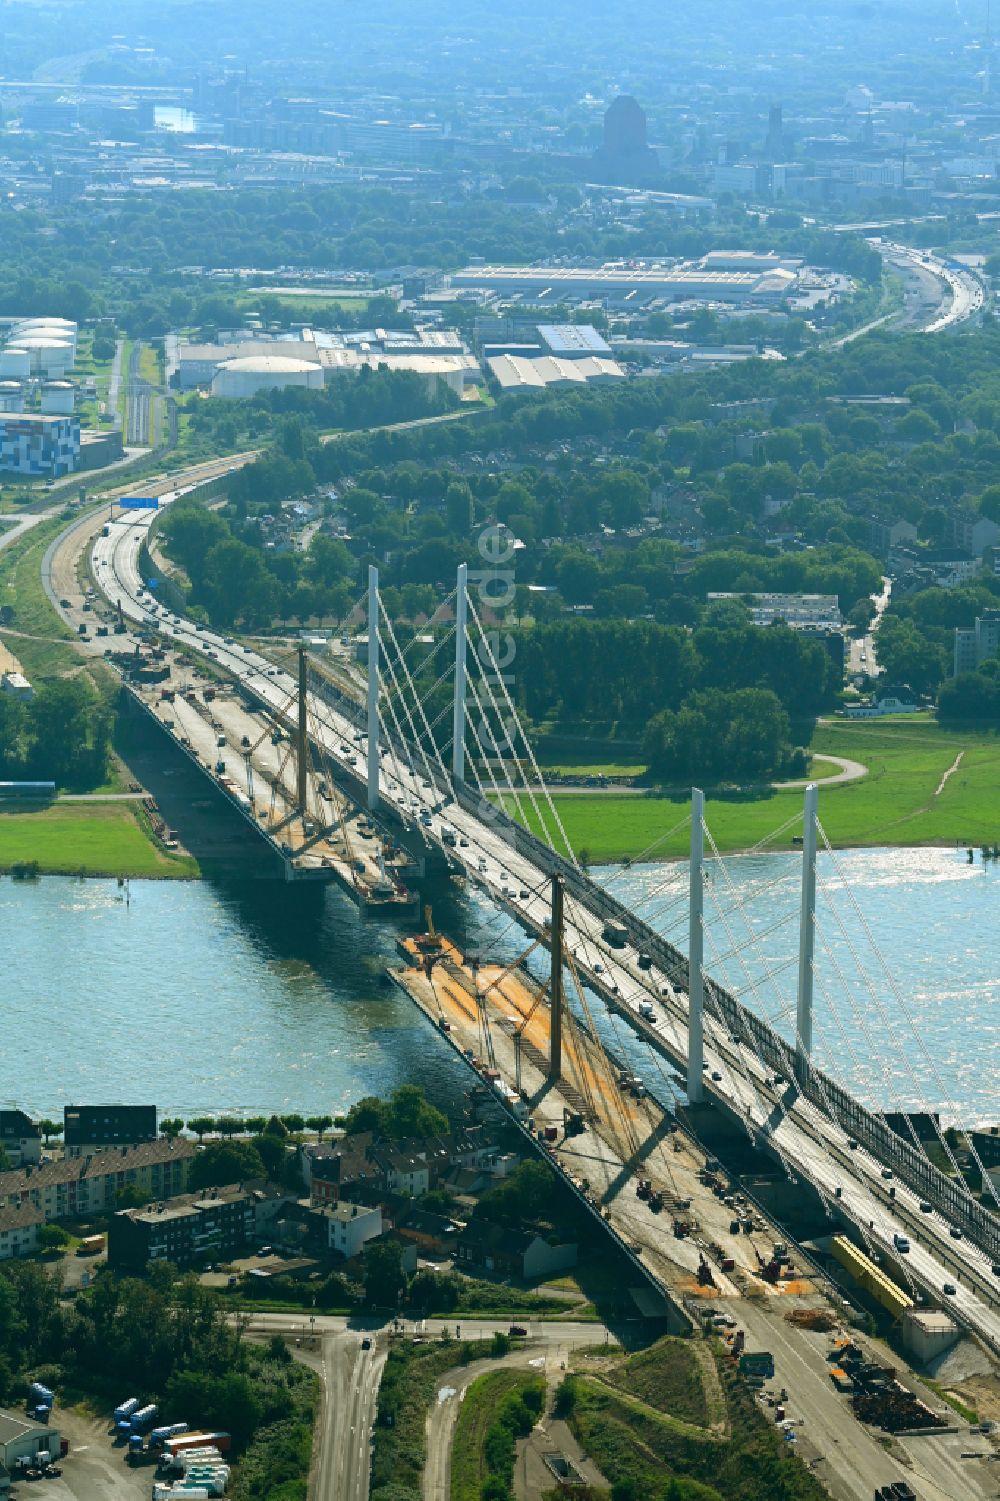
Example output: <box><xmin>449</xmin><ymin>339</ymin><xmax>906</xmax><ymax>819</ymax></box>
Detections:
<box><xmin>0</xmin><ymin>1139</ymin><xmax>194</xmax><ymax>1225</ymax></box>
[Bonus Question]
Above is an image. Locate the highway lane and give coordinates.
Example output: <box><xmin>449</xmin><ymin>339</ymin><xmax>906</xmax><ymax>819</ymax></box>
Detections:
<box><xmin>874</xmin><ymin>238</ymin><xmax>986</xmax><ymax>333</ymax></box>
<box><xmin>89</xmin><ymin>499</ymin><xmax>1000</xmax><ymax>1353</ymax></box>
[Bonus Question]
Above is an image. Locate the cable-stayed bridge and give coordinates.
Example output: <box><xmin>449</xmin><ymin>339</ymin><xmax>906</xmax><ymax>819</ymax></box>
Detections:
<box><xmin>89</xmin><ymin>501</ymin><xmax>1000</xmax><ymax>1352</ymax></box>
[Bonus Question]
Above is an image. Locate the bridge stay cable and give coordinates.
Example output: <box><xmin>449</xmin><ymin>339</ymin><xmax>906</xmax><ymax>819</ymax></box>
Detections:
<box><xmin>462</xmin><ymin>618</ymin><xmax>556</xmax><ymax>850</ymax></box>
<box><xmin>378</xmin><ymin>600</ymin><xmax>455</xmax><ymax>800</ymax></box>
<box><xmin>464</xmin><ymin>587</ymin><xmax>579</xmax><ymax>868</ymax></box>
<box><xmin>375</xmin><ymin>624</ymin><xmax>445</xmax><ymax>804</ymax></box>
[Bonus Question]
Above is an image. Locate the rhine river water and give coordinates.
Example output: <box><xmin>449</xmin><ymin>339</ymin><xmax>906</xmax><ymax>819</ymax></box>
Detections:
<box><xmin>3</xmin><ymin>845</ymin><xmax>997</xmax><ymax>1124</ymax></box>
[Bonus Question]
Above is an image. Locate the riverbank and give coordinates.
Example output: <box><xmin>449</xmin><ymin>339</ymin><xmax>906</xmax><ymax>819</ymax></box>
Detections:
<box><xmin>0</xmin><ymin>802</ymin><xmax>198</xmax><ymax>878</ymax></box>
<box><xmin>505</xmin><ymin>718</ymin><xmax>1000</xmax><ymax>863</ymax></box>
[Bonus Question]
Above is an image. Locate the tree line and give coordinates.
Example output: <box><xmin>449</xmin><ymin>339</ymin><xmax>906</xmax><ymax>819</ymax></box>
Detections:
<box><xmin>0</xmin><ymin>677</ymin><xmax>114</xmax><ymax>790</ymax></box>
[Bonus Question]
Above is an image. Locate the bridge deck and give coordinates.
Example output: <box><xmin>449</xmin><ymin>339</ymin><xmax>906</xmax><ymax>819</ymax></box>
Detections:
<box><xmin>395</xmin><ymin>934</ymin><xmax>822</xmax><ymax>1306</ymax></box>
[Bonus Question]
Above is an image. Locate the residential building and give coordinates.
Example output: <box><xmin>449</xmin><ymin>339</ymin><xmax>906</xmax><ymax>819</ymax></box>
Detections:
<box><xmin>64</xmin><ymin>1104</ymin><xmax>157</xmax><ymax>1158</ymax></box>
<box><xmin>455</xmin><ymin>1221</ymin><xmax>578</xmax><ymax>1279</ymax></box>
<box><xmin>396</xmin><ymin>1208</ymin><xmax>460</xmax><ymax>1255</ymax></box>
<box><xmin>869</xmin><ymin>516</ymin><xmax>918</xmax><ymax>556</ymax></box>
<box><xmin>318</xmin><ymin>1201</ymin><xmax>383</xmax><ymax>1260</ymax></box>
<box><xmin>0</xmin><ymin>1411</ymin><xmax>61</xmax><ymax>1485</ymax></box>
<box><xmin>0</xmin><ymin>1111</ymin><xmax>41</xmax><ymax>1168</ymax></box>
<box><xmin>0</xmin><ymin>414</ymin><xmax>79</xmax><ymax>477</ymax></box>
<box><xmin>954</xmin><ymin>610</ymin><xmax>1000</xmax><ymax>675</ymax></box>
<box><xmin>0</xmin><ymin>1205</ymin><xmax>43</xmax><ymax>1260</ymax></box>
<box><xmin>109</xmin><ymin>1182</ymin><xmax>287</xmax><ymax>1271</ymax></box>
<box><xmin>707</xmin><ymin>591</ymin><xmax>843</xmax><ymax>630</ymax></box>
<box><xmin>949</xmin><ymin>510</ymin><xmax>1000</xmax><ymax>558</ymax></box>
<box><xmin>0</xmin><ymin>1139</ymin><xmax>193</xmax><ymax>1224</ymax></box>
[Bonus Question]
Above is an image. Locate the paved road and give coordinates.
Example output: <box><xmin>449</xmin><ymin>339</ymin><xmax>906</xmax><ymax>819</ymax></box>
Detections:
<box><xmin>246</xmin><ymin>1314</ymin><xmax>606</xmax><ymax>1501</ymax></box>
<box><xmin>733</xmin><ymin>1300</ymin><xmax>993</xmax><ymax>1501</ymax></box>
<box><xmin>424</xmin><ymin>1348</ymin><xmax>551</xmax><ymax>1501</ymax></box>
<box><xmin>775</xmin><ymin>754</ymin><xmax>868</xmax><ymax>791</ymax></box>
<box><xmin>88</xmin><ymin>504</ymin><xmax>1000</xmax><ymax>1356</ymax></box>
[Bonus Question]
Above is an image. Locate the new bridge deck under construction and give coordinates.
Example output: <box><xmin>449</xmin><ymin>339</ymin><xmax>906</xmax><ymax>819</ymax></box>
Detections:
<box><xmin>394</xmin><ymin>931</ymin><xmax>820</xmax><ymax>1306</ymax></box>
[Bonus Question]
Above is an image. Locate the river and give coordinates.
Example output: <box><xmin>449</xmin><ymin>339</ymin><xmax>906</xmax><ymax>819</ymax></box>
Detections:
<box><xmin>3</xmin><ymin>845</ymin><xmax>997</xmax><ymax>1125</ymax></box>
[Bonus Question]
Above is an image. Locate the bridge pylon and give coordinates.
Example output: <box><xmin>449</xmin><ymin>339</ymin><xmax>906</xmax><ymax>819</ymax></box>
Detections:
<box><xmin>796</xmin><ymin>782</ymin><xmax>819</xmax><ymax>1081</ymax></box>
<box><xmin>367</xmin><ymin>564</ymin><xmax>380</xmax><ymax>810</ymax></box>
<box><xmin>453</xmin><ymin>562</ymin><xmax>468</xmax><ymax>784</ymax></box>
<box><xmin>548</xmin><ymin>874</ymin><xmax>564</xmax><ymax>1081</ymax></box>
<box><xmin>296</xmin><ymin>646</ymin><xmax>308</xmax><ymax>812</ymax></box>
<box><xmin>687</xmin><ymin>787</ymin><xmax>705</xmax><ymax>1103</ymax></box>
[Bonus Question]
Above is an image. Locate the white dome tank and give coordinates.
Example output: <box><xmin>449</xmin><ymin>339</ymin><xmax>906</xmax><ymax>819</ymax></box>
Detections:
<box><xmin>15</xmin><ymin>337</ymin><xmax>72</xmax><ymax>378</ymax></box>
<box><xmin>211</xmin><ymin>354</ymin><xmax>324</xmax><ymax>399</ymax></box>
<box><xmin>0</xmin><ymin>348</ymin><xmax>31</xmax><ymax>380</ymax></box>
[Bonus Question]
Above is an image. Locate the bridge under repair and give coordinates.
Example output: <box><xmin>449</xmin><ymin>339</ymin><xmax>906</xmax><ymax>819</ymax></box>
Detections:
<box><xmin>88</xmin><ymin>505</ymin><xmax>1000</xmax><ymax>1355</ymax></box>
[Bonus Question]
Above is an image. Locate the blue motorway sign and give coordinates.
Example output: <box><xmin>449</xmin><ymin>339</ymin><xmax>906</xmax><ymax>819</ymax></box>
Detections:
<box><xmin>119</xmin><ymin>496</ymin><xmax>159</xmax><ymax>510</ymax></box>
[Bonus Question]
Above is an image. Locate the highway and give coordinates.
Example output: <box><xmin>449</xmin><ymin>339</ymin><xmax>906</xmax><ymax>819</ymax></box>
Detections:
<box><xmin>874</xmin><ymin>238</ymin><xmax>986</xmax><ymax>333</ymax></box>
<box><xmin>83</xmin><ymin>495</ymin><xmax>1000</xmax><ymax>1355</ymax></box>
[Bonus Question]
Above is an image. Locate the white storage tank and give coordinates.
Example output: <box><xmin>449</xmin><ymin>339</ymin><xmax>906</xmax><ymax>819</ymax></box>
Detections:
<box><xmin>0</xmin><ymin>347</ymin><xmax>31</xmax><ymax>380</ymax></box>
<box><xmin>211</xmin><ymin>354</ymin><xmax>324</xmax><ymax>399</ymax></box>
<box><xmin>0</xmin><ymin>381</ymin><xmax>24</xmax><ymax>412</ymax></box>
<box><xmin>41</xmin><ymin>380</ymin><xmax>75</xmax><ymax>415</ymax></box>
<box><xmin>15</xmin><ymin>336</ymin><xmax>72</xmax><ymax>378</ymax></box>
<box><xmin>19</xmin><ymin>326</ymin><xmax>78</xmax><ymax>361</ymax></box>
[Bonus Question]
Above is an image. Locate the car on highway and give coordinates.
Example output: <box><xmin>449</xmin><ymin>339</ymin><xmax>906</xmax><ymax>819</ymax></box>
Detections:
<box><xmin>59</xmin><ymin>597</ymin><xmax>71</xmax><ymax>608</ymax></box>
<box><xmin>942</xmin><ymin>1282</ymin><xmax>957</xmax><ymax>1296</ymax></box>
<box><xmin>919</xmin><ymin>1201</ymin><xmax>933</xmax><ymax>1213</ymax></box>
<box><xmin>880</xmin><ymin>1168</ymin><xmax>893</xmax><ymax>1180</ymax></box>
<box><xmin>508</xmin><ymin>1325</ymin><xmax>527</xmax><ymax>1338</ymax></box>
<box><xmin>950</xmin><ymin>1226</ymin><xmax>963</xmax><ymax>1240</ymax></box>
<box><xmin>361</xmin><ymin>1337</ymin><xmax>372</xmax><ymax>1350</ymax></box>
<box><xmin>711</xmin><ymin>1070</ymin><xmax>723</xmax><ymax>1082</ymax></box>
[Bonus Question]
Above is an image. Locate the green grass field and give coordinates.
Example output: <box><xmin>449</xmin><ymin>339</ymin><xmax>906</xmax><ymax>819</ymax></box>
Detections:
<box><xmin>504</xmin><ymin>718</ymin><xmax>1000</xmax><ymax>861</ymax></box>
<box><xmin>0</xmin><ymin>512</ymin><xmax>80</xmax><ymax>677</ymax></box>
<box><xmin>0</xmin><ymin>803</ymin><xmax>197</xmax><ymax>878</ymax></box>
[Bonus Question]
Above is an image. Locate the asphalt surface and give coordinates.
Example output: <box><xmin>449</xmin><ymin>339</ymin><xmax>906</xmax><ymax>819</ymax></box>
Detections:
<box><xmin>246</xmin><ymin>1314</ymin><xmax>607</xmax><ymax>1501</ymax></box>
<box><xmin>83</xmin><ymin>497</ymin><xmax>1000</xmax><ymax>1358</ymax></box>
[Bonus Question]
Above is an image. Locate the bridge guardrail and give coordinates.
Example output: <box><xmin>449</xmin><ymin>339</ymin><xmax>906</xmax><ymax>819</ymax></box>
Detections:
<box><xmin>454</xmin><ymin>786</ymin><xmax>1000</xmax><ymax>1264</ymax></box>
<box><xmin>260</xmin><ymin>683</ymin><xmax>1000</xmax><ymax>1266</ymax></box>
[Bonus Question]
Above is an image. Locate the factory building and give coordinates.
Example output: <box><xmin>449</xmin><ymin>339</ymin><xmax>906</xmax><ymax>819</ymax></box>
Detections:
<box><xmin>178</xmin><ymin>326</ymin><xmax>477</xmax><ymax>395</ymax></box>
<box><xmin>0</xmin><ymin>414</ymin><xmax>79</xmax><ymax>477</ymax></box>
<box><xmin>453</xmin><ymin>260</ymin><xmax>801</xmax><ymax>306</ymax></box>
<box><xmin>487</xmin><ymin>353</ymin><xmax>626</xmax><ymax>393</ymax></box>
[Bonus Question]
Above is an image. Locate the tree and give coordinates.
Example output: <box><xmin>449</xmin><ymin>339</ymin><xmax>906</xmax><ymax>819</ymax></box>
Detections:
<box><xmin>186</xmin><ymin>1117</ymin><xmax>216</xmax><ymax>1141</ymax></box>
<box><xmin>116</xmin><ymin>1184</ymin><xmax>153</xmax><ymax>1210</ymax></box>
<box><xmin>305</xmin><ymin>1115</ymin><xmax>334</xmax><ymax>1139</ymax></box>
<box><xmin>364</xmin><ymin>1240</ymin><xmax>407</xmax><ymax>1307</ymax></box>
<box><xmin>187</xmin><ymin>1140</ymin><xmax>265</xmax><ymax>1191</ymax></box>
<box><xmin>37</xmin><ymin>1224</ymin><xmax>70</xmax><ymax>1253</ymax></box>
<box><xmin>159</xmin><ymin>1118</ymin><xmax>185</xmax><ymax>1139</ymax></box>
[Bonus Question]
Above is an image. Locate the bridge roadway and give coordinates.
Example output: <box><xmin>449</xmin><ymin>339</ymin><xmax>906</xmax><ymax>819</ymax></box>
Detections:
<box><xmin>89</xmin><ymin>499</ymin><xmax>1000</xmax><ymax>1353</ymax></box>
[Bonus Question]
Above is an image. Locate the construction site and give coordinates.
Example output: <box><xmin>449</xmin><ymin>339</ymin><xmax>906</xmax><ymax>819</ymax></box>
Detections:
<box><xmin>392</xmin><ymin>886</ymin><xmax>825</xmax><ymax>1312</ymax></box>
<box><xmin>124</xmin><ymin>639</ymin><xmax>417</xmax><ymax>905</ymax></box>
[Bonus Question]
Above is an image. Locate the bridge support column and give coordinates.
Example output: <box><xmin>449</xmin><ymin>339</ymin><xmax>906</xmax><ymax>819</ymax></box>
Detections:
<box><xmin>296</xmin><ymin>646</ymin><xmax>308</xmax><ymax>812</ymax></box>
<box><xmin>796</xmin><ymin>782</ymin><xmax>819</xmax><ymax>1079</ymax></box>
<box><xmin>687</xmin><ymin>787</ymin><xmax>705</xmax><ymax>1104</ymax></box>
<box><xmin>549</xmin><ymin>874</ymin><xmax>564</xmax><ymax>1081</ymax></box>
<box><xmin>367</xmin><ymin>564</ymin><xmax>380</xmax><ymax>811</ymax></box>
<box><xmin>453</xmin><ymin>563</ymin><xmax>468</xmax><ymax>784</ymax></box>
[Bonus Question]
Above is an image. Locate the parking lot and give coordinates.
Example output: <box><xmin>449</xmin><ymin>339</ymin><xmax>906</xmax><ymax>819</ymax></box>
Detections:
<box><xmin>12</xmin><ymin>1404</ymin><xmax>149</xmax><ymax>1501</ymax></box>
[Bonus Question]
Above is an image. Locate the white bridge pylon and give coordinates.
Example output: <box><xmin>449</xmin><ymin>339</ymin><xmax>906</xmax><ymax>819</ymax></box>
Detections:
<box><xmin>363</xmin><ymin>564</ymin><xmax>822</xmax><ymax>1089</ymax></box>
